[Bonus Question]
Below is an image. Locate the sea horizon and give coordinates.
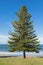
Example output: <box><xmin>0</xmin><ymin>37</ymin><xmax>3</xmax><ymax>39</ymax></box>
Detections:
<box><xmin>0</xmin><ymin>44</ymin><xmax>43</xmax><ymax>57</ymax></box>
<box><xmin>0</xmin><ymin>44</ymin><xmax>43</xmax><ymax>52</ymax></box>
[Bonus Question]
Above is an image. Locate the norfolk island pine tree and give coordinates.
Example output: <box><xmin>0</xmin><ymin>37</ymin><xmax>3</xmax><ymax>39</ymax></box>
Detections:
<box><xmin>8</xmin><ymin>6</ymin><xmax>39</xmax><ymax>58</ymax></box>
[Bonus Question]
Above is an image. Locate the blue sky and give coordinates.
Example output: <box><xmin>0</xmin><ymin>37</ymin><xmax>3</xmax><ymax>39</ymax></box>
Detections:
<box><xmin>0</xmin><ymin>0</ymin><xmax>43</xmax><ymax>44</ymax></box>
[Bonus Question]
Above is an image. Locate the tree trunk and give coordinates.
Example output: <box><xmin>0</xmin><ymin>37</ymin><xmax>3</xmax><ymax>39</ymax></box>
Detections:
<box><xmin>23</xmin><ymin>50</ymin><xmax>26</xmax><ymax>58</ymax></box>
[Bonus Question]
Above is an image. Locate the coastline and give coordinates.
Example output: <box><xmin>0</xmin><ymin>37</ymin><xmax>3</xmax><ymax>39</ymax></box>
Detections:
<box><xmin>0</xmin><ymin>52</ymin><xmax>43</xmax><ymax>58</ymax></box>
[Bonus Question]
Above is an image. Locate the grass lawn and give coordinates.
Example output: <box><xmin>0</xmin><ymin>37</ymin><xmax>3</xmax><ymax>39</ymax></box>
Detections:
<box><xmin>0</xmin><ymin>57</ymin><xmax>43</xmax><ymax>65</ymax></box>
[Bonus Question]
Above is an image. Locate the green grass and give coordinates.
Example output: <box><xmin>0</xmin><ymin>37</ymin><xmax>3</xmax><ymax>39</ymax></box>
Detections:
<box><xmin>0</xmin><ymin>57</ymin><xmax>43</xmax><ymax>65</ymax></box>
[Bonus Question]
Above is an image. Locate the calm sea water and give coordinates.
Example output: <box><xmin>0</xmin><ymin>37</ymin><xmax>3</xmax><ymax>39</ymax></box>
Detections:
<box><xmin>0</xmin><ymin>44</ymin><xmax>43</xmax><ymax>52</ymax></box>
<box><xmin>0</xmin><ymin>44</ymin><xmax>9</xmax><ymax>52</ymax></box>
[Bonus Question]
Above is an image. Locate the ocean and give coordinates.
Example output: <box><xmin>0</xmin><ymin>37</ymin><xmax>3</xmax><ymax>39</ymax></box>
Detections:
<box><xmin>0</xmin><ymin>44</ymin><xmax>43</xmax><ymax>52</ymax></box>
<box><xmin>0</xmin><ymin>44</ymin><xmax>43</xmax><ymax>57</ymax></box>
<box><xmin>0</xmin><ymin>44</ymin><xmax>9</xmax><ymax>52</ymax></box>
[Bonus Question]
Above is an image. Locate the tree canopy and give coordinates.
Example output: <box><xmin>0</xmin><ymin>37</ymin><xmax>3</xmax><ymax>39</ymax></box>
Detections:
<box><xmin>8</xmin><ymin>6</ymin><xmax>39</xmax><ymax>58</ymax></box>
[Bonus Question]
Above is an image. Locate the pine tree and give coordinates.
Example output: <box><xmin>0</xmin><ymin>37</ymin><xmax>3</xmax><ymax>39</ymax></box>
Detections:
<box><xmin>8</xmin><ymin>6</ymin><xmax>39</xmax><ymax>58</ymax></box>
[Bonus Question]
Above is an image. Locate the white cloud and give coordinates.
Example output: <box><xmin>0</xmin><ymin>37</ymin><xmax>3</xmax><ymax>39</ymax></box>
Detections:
<box><xmin>38</xmin><ymin>34</ymin><xmax>43</xmax><ymax>44</ymax></box>
<box><xmin>0</xmin><ymin>34</ymin><xmax>43</xmax><ymax>44</ymax></box>
<box><xmin>0</xmin><ymin>35</ymin><xmax>8</xmax><ymax>44</ymax></box>
<box><xmin>38</xmin><ymin>36</ymin><xmax>43</xmax><ymax>44</ymax></box>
